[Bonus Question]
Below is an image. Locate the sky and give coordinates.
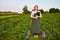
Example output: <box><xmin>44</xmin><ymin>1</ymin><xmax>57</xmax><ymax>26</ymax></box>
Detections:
<box><xmin>0</xmin><ymin>0</ymin><xmax>60</xmax><ymax>12</ymax></box>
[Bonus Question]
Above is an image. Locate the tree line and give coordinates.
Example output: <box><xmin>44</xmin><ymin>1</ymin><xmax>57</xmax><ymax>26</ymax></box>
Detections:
<box><xmin>0</xmin><ymin>5</ymin><xmax>60</xmax><ymax>14</ymax></box>
<box><xmin>23</xmin><ymin>5</ymin><xmax>60</xmax><ymax>14</ymax></box>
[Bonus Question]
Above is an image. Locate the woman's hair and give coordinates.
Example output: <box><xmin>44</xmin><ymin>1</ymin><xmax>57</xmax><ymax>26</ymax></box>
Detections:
<box><xmin>34</xmin><ymin>5</ymin><xmax>38</xmax><ymax>11</ymax></box>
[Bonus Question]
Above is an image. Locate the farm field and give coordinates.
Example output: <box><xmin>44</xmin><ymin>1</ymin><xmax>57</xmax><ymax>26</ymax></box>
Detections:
<box><xmin>0</xmin><ymin>13</ymin><xmax>60</xmax><ymax>40</ymax></box>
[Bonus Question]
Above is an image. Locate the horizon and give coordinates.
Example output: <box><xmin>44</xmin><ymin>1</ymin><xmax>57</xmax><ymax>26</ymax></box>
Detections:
<box><xmin>0</xmin><ymin>0</ymin><xmax>60</xmax><ymax>13</ymax></box>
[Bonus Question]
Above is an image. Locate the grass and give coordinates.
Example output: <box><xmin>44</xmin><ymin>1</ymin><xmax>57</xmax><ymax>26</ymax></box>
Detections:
<box><xmin>0</xmin><ymin>13</ymin><xmax>60</xmax><ymax>40</ymax></box>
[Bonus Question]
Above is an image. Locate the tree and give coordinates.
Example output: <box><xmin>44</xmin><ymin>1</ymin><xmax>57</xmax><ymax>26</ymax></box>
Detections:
<box><xmin>55</xmin><ymin>8</ymin><xmax>60</xmax><ymax>13</ymax></box>
<box><xmin>23</xmin><ymin>5</ymin><xmax>30</xmax><ymax>14</ymax></box>
<box><xmin>39</xmin><ymin>9</ymin><xmax>44</xmax><ymax>13</ymax></box>
<box><xmin>49</xmin><ymin>8</ymin><xmax>56</xmax><ymax>13</ymax></box>
<box><xmin>49</xmin><ymin>8</ymin><xmax>60</xmax><ymax>13</ymax></box>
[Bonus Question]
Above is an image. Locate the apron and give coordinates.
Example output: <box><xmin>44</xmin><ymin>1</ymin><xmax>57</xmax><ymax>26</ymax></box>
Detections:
<box><xmin>31</xmin><ymin>12</ymin><xmax>40</xmax><ymax>35</ymax></box>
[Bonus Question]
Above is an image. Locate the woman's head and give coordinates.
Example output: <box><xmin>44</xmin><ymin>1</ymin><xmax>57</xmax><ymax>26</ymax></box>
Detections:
<box><xmin>34</xmin><ymin>5</ymin><xmax>38</xmax><ymax>11</ymax></box>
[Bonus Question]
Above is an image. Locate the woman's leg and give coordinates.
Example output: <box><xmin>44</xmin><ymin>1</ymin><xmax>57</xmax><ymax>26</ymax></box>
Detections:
<box><xmin>34</xmin><ymin>33</ymin><xmax>39</xmax><ymax>38</ymax></box>
<box><xmin>34</xmin><ymin>34</ymin><xmax>39</xmax><ymax>38</ymax></box>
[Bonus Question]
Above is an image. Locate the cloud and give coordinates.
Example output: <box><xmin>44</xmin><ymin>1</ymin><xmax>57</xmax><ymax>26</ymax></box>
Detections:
<box><xmin>0</xmin><ymin>0</ymin><xmax>60</xmax><ymax>12</ymax></box>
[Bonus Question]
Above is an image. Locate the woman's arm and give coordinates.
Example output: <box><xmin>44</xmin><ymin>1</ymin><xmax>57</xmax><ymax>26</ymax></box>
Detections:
<box><xmin>40</xmin><ymin>13</ymin><xmax>42</xmax><ymax>18</ymax></box>
<box><xmin>30</xmin><ymin>13</ymin><xmax>37</xmax><ymax>19</ymax></box>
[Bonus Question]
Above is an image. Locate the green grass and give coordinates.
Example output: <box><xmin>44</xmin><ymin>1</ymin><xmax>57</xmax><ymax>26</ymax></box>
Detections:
<box><xmin>0</xmin><ymin>15</ymin><xmax>18</xmax><ymax>19</ymax></box>
<box><xmin>0</xmin><ymin>13</ymin><xmax>60</xmax><ymax>40</ymax></box>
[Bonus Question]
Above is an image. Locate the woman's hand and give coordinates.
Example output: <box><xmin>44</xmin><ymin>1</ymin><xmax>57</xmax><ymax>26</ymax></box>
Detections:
<box><xmin>34</xmin><ymin>17</ymin><xmax>38</xmax><ymax>19</ymax></box>
<box><xmin>36</xmin><ymin>16</ymin><xmax>40</xmax><ymax>19</ymax></box>
<box><xmin>34</xmin><ymin>16</ymin><xmax>40</xmax><ymax>19</ymax></box>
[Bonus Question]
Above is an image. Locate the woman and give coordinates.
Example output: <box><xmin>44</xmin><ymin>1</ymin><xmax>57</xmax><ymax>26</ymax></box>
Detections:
<box><xmin>30</xmin><ymin>5</ymin><xmax>42</xmax><ymax>38</ymax></box>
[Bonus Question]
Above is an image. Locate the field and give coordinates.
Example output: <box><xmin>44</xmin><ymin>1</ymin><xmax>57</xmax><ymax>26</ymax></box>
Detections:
<box><xmin>0</xmin><ymin>13</ymin><xmax>60</xmax><ymax>40</ymax></box>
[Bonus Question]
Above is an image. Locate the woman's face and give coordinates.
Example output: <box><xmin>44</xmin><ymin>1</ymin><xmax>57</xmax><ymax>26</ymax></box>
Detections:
<box><xmin>34</xmin><ymin>6</ymin><xmax>38</xmax><ymax>11</ymax></box>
